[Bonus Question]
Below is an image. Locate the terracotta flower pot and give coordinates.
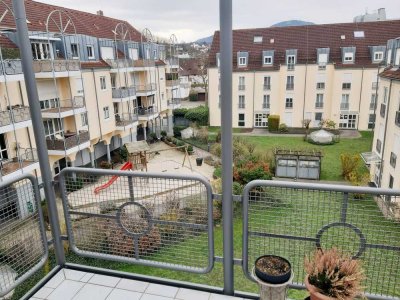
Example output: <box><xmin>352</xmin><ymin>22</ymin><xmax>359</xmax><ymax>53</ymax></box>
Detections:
<box><xmin>305</xmin><ymin>275</ymin><xmax>336</xmax><ymax>300</ymax></box>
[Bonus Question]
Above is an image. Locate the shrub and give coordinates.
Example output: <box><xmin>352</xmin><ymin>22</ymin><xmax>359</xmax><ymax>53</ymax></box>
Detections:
<box><xmin>210</xmin><ymin>143</ymin><xmax>222</xmax><ymax>157</ymax></box>
<box><xmin>279</xmin><ymin>123</ymin><xmax>289</xmax><ymax>133</ymax></box>
<box><xmin>215</xmin><ymin>130</ymin><xmax>222</xmax><ymax>143</ymax></box>
<box><xmin>268</xmin><ymin>115</ymin><xmax>280</xmax><ymax>131</ymax></box>
<box><xmin>173</xmin><ymin>108</ymin><xmax>188</xmax><ymax>117</ymax></box>
<box><xmin>149</xmin><ymin>132</ymin><xmax>158</xmax><ymax>141</ymax></box>
<box><xmin>196</xmin><ymin>127</ymin><xmax>209</xmax><ymax>143</ymax></box>
<box><xmin>161</xmin><ymin>131</ymin><xmax>167</xmax><ymax>137</ymax></box>
<box><xmin>184</xmin><ymin>106</ymin><xmax>209</xmax><ymax>125</ymax></box>
<box><xmin>234</xmin><ymin>160</ymin><xmax>272</xmax><ymax>184</ymax></box>
<box><xmin>99</xmin><ymin>161</ymin><xmax>112</xmax><ymax>169</ymax></box>
<box><xmin>189</xmin><ymin>93</ymin><xmax>198</xmax><ymax>101</ymax></box>
<box><xmin>172</xmin><ymin>138</ymin><xmax>178</xmax><ymax>145</ymax></box>
<box><xmin>340</xmin><ymin>154</ymin><xmax>360</xmax><ymax>180</ymax></box>
<box><xmin>173</xmin><ymin>125</ymin><xmax>187</xmax><ymax>137</ymax></box>
<box><xmin>187</xmin><ymin>145</ymin><xmax>194</xmax><ymax>154</ymax></box>
<box><xmin>176</xmin><ymin>140</ymin><xmax>185</xmax><ymax>147</ymax></box>
<box><xmin>213</xmin><ymin>166</ymin><xmax>222</xmax><ymax>178</ymax></box>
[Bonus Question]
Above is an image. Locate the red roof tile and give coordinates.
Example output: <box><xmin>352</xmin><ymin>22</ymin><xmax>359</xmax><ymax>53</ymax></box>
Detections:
<box><xmin>81</xmin><ymin>60</ymin><xmax>110</xmax><ymax>69</ymax></box>
<box><xmin>0</xmin><ymin>33</ymin><xmax>18</xmax><ymax>48</ymax></box>
<box><xmin>209</xmin><ymin>20</ymin><xmax>400</xmax><ymax>70</ymax></box>
<box><xmin>379</xmin><ymin>67</ymin><xmax>400</xmax><ymax>81</ymax></box>
<box><xmin>180</xmin><ymin>58</ymin><xmax>202</xmax><ymax>76</ymax></box>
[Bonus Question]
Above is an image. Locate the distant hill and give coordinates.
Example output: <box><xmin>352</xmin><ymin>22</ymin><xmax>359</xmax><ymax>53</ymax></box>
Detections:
<box><xmin>271</xmin><ymin>20</ymin><xmax>315</xmax><ymax>27</ymax></box>
<box><xmin>195</xmin><ymin>35</ymin><xmax>213</xmax><ymax>45</ymax></box>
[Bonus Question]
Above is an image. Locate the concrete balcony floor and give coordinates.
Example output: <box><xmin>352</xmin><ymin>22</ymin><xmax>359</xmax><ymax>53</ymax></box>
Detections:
<box><xmin>30</xmin><ymin>269</ymin><xmax>248</xmax><ymax>300</ymax></box>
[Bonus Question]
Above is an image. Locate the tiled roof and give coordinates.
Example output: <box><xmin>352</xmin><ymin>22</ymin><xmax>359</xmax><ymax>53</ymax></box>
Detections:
<box><xmin>379</xmin><ymin>67</ymin><xmax>400</xmax><ymax>81</ymax></box>
<box><xmin>180</xmin><ymin>58</ymin><xmax>202</xmax><ymax>76</ymax></box>
<box><xmin>155</xmin><ymin>60</ymin><xmax>166</xmax><ymax>66</ymax></box>
<box><xmin>209</xmin><ymin>20</ymin><xmax>400</xmax><ymax>70</ymax></box>
<box><xmin>0</xmin><ymin>0</ymin><xmax>143</xmax><ymax>42</ymax></box>
<box><xmin>81</xmin><ymin>60</ymin><xmax>110</xmax><ymax>69</ymax></box>
<box><xmin>0</xmin><ymin>33</ymin><xmax>18</xmax><ymax>48</ymax></box>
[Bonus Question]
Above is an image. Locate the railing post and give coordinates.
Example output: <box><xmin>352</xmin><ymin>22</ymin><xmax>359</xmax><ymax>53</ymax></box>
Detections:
<box><xmin>219</xmin><ymin>0</ymin><xmax>234</xmax><ymax>295</ymax></box>
<box><xmin>12</xmin><ymin>0</ymin><xmax>66</xmax><ymax>265</ymax></box>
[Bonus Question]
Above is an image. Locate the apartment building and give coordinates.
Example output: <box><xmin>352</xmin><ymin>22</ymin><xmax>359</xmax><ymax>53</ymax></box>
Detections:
<box><xmin>208</xmin><ymin>20</ymin><xmax>400</xmax><ymax>130</ymax></box>
<box><xmin>367</xmin><ymin>38</ymin><xmax>400</xmax><ymax>189</ymax></box>
<box><xmin>0</xmin><ymin>0</ymin><xmax>180</xmax><ymax>181</ymax></box>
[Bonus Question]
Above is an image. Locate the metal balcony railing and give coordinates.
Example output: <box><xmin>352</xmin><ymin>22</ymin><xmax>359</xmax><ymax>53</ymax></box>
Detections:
<box><xmin>340</xmin><ymin>103</ymin><xmax>349</xmax><ymax>110</ymax></box>
<box><xmin>262</xmin><ymin>103</ymin><xmax>270</xmax><ymax>109</ymax></box>
<box><xmin>263</xmin><ymin>84</ymin><xmax>271</xmax><ymax>90</ymax></box>
<box><xmin>166</xmin><ymin>80</ymin><xmax>180</xmax><ymax>87</ymax></box>
<box><xmin>138</xmin><ymin>105</ymin><xmax>158</xmax><ymax>116</ymax></box>
<box><xmin>41</xmin><ymin>97</ymin><xmax>85</xmax><ymax>112</ymax></box>
<box><xmin>115</xmin><ymin>113</ymin><xmax>138</xmax><ymax>127</ymax></box>
<box><xmin>380</xmin><ymin>103</ymin><xmax>386</xmax><ymax>118</ymax></box>
<box><xmin>135</xmin><ymin>83</ymin><xmax>157</xmax><ymax>93</ymax></box>
<box><xmin>315</xmin><ymin>102</ymin><xmax>324</xmax><ymax>109</ymax></box>
<box><xmin>238</xmin><ymin>84</ymin><xmax>245</xmax><ymax>91</ymax></box>
<box><xmin>32</xmin><ymin>60</ymin><xmax>80</xmax><ymax>73</ymax></box>
<box><xmin>112</xmin><ymin>86</ymin><xmax>136</xmax><ymax>98</ymax></box>
<box><xmin>286</xmin><ymin>83</ymin><xmax>294</xmax><ymax>90</ymax></box>
<box><xmin>287</xmin><ymin>63</ymin><xmax>295</xmax><ymax>70</ymax></box>
<box><xmin>46</xmin><ymin>130</ymin><xmax>89</xmax><ymax>151</ymax></box>
<box><xmin>0</xmin><ymin>59</ymin><xmax>23</xmax><ymax>75</ymax></box>
<box><xmin>0</xmin><ymin>106</ymin><xmax>31</xmax><ymax>127</ymax></box>
<box><xmin>396</xmin><ymin>111</ymin><xmax>400</xmax><ymax>127</ymax></box>
<box><xmin>1</xmin><ymin>169</ymin><xmax>400</xmax><ymax>300</ymax></box>
<box><xmin>0</xmin><ymin>148</ymin><xmax>38</xmax><ymax>176</ymax></box>
<box><xmin>105</xmin><ymin>59</ymin><xmax>134</xmax><ymax>69</ymax></box>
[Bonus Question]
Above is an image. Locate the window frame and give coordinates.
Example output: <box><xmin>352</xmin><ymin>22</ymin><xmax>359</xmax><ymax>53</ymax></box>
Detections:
<box><xmin>100</xmin><ymin>76</ymin><xmax>107</xmax><ymax>91</ymax></box>
<box><xmin>87</xmin><ymin>45</ymin><xmax>95</xmax><ymax>59</ymax></box>
<box><xmin>344</xmin><ymin>52</ymin><xmax>354</xmax><ymax>63</ymax></box>
<box><xmin>238</xmin><ymin>95</ymin><xmax>245</xmax><ymax>109</ymax></box>
<box><xmin>374</xmin><ymin>51</ymin><xmax>384</xmax><ymax>62</ymax></box>
<box><xmin>238</xmin><ymin>113</ymin><xmax>245</xmax><ymax>127</ymax></box>
<box><xmin>81</xmin><ymin>112</ymin><xmax>88</xmax><ymax>127</ymax></box>
<box><xmin>263</xmin><ymin>56</ymin><xmax>272</xmax><ymax>65</ymax></box>
<box><xmin>238</xmin><ymin>56</ymin><xmax>247</xmax><ymax>66</ymax></box>
<box><xmin>71</xmin><ymin>43</ymin><xmax>79</xmax><ymax>59</ymax></box>
<box><xmin>103</xmin><ymin>106</ymin><xmax>110</xmax><ymax>119</ymax></box>
<box><xmin>285</xmin><ymin>97</ymin><xmax>293</xmax><ymax>109</ymax></box>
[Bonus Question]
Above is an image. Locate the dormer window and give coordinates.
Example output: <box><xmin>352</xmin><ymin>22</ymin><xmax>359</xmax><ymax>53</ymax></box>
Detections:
<box><xmin>286</xmin><ymin>50</ymin><xmax>297</xmax><ymax>71</ymax></box>
<box><xmin>71</xmin><ymin>43</ymin><xmax>79</xmax><ymax>59</ymax></box>
<box><xmin>237</xmin><ymin>51</ymin><xmax>248</xmax><ymax>67</ymax></box>
<box><xmin>287</xmin><ymin>55</ymin><xmax>295</xmax><ymax>65</ymax></box>
<box><xmin>239</xmin><ymin>57</ymin><xmax>247</xmax><ymax>66</ymax></box>
<box><xmin>254</xmin><ymin>36</ymin><xmax>263</xmax><ymax>43</ymax></box>
<box><xmin>387</xmin><ymin>49</ymin><xmax>392</xmax><ymax>64</ymax></box>
<box><xmin>354</xmin><ymin>31</ymin><xmax>365</xmax><ymax>38</ymax></box>
<box><xmin>344</xmin><ymin>52</ymin><xmax>354</xmax><ymax>63</ymax></box>
<box><xmin>264</xmin><ymin>56</ymin><xmax>272</xmax><ymax>65</ymax></box>
<box><xmin>395</xmin><ymin>48</ymin><xmax>400</xmax><ymax>66</ymax></box>
<box><xmin>262</xmin><ymin>50</ymin><xmax>274</xmax><ymax>66</ymax></box>
<box><xmin>374</xmin><ymin>51</ymin><xmax>384</xmax><ymax>62</ymax></box>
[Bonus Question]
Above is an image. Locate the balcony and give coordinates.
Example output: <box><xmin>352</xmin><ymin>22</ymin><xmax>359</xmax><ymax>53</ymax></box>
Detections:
<box><xmin>166</xmin><ymin>80</ymin><xmax>180</xmax><ymax>89</ymax></box>
<box><xmin>287</xmin><ymin>63</ymin><xmax>295</xmax><ymax>70</ymax></box>
<box><xmin>135</xmin><ymin>83</ymin><xmax>157</xmax><ymax>96</ymax></box>
<box><xmin>263</xmin><ymin>84</ymin><xmax>270</xmax><ymax>91</ymax></box>
<box><xmin>380</xmin><ymin>103</ymin><xmax>386</xmax><ymax>118</ymax></box>
<box><xmin>1</xmin><ymin>169</ymin><xmax>399</xmax><ymax>300</ymax></box>
<box><xmin>168</xmin><ymin>99</ymin><xmax>181</xmax><ymax>109</ymax></box>
<box><xmin>369</xmin><ymin>102</ymin><xmax>376</xmax><ymax>110</ymax></box>
<box><xmin>138</xmin><ymin>105</ymin><xmax>158</xmax><ymax>120</ymax></box>
<box><xmin>133</xmin><ymin>59</ymin><xmax>156</xmax><ymax>71</ymax></box>
<box><xmin>286</xmin><ymin>83</ymin><xmax>294</xmax><ymax>90</ymax></box>
<box><xmin>41</xmin><ymin>97</ymin><xmax>86</xmax><ymax>118</ymax></box>
<box><xmin>315</xmin><ymin>102</ymin><xmax>324</xmax><ymax>109</ymax></box>
<box><xmin>0</xmin><ymin>106</ymin><xmax>31</xmax><ymax>134</ymax></box>
<box><xmin>32</xmin><ymin>60</ymin><xmax>80</xmax><ymax>78</ymax></box>
<box><xmin>340</xmin><ymin>103</ymin><xmax>349</xmax><ymax>110</ymax></box>
<box><xmin>0</xmin><ymin>148</ymin><xmax>39</xmax><ymax>181</ymax></box>
<box><xmin>105</xmin><ymin>59</ymin><xmax>134</xmax><ymax>71</ymax></box>
<box><xmin>395</xmin><ymin>111</ymin><xmax>400</xmax><ymax>127</ymax></box>
<box><xmin>112</xmin><ymin>86</ymin><xmax>136</xmax><ymax>102</ymax></box>
<box><xmin>46</xmin><ymin>130</ymin><xmax>90</xmax><ymax>156</ymax></box>
<box><xmin>115</xmin><ymin>113</ymin><xmax>138</xmax><ymax>130</ymax></box>
<box><xmin>0</xmin><ymin>59</ymin><xmax>23</xmax><ymax>80</ymax></box>
<box><xmin>238</xmin><ymin>84</ymin><xmax>245</xmax><ymax>91</ymax></box>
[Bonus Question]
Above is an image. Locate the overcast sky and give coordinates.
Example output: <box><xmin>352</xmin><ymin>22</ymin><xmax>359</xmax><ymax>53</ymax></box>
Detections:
<box><xmin>39</xmin><ymin>0</ymin><xmax>400</xmax><ymax>42</ymax></box>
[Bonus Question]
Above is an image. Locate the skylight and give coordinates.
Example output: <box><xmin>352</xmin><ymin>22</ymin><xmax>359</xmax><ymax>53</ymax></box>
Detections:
<box><xmin>354</xmin><ymin>31</ymin><xmax>365</xmax><ymax>38</ymax></box>
<box><xmin>253</xmin><ymin>36</ymin><xmax>263</xmax><ymax>43</ymax></box>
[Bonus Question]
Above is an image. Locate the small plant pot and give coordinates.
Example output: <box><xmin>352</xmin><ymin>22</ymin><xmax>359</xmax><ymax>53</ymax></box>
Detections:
<box><xmin>188</xmin><ymin>150</ymin><xmax>194</xmax><ymax>155</ymax></box>
<box><xmin>305</xmin><ymin>275</ymin><xmax>336</xmax><ymax>300</ymax></box>
<box><xmin>255</xmin><ymin>255</ymin><xmax>291</xmax><ymax>284</ymax></box>
<box><xmin>196</xmin><ymin>157</ymin><xmax>203</xmax><ymax>166</ymax></box>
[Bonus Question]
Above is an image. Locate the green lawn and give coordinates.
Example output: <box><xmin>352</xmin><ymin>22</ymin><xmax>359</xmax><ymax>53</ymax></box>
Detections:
<box><xmin>242</xmin><ymin>131</ymin><xmax>373</xmax><ymax>181</ymax></box>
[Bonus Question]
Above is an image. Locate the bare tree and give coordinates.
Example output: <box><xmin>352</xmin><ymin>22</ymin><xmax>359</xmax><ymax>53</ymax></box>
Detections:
<box><xmin>197</xmin><ymin>52</ymin><xmax>209</xmax><ymax>106</ymax></box>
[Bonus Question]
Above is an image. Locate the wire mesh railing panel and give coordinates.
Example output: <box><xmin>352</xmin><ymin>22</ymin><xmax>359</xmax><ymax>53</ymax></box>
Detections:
<box><xmin>59</xmin><ymin>167</ymin><xmax>214</xmax><ymax>273</ymax></box>
<box><xmin>0</xmin><ymin>175</ymin><xmax>48</xmax><ymax>297</ymax></box>
<box><xmin>242</xmin><ymin>181</ymin><xmax>400</xmax><ymax>299</ymax></box>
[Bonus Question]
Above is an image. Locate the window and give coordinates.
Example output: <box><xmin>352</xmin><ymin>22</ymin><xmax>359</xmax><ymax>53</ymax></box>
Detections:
<box><xmin>376</xmin><ymin>139</ymin><xmax>382</xmax><ymax>153</ymax></box>
<box><xmin>341</xmin><ymin>94</ymin><xmax>349</xmax><ymax>110</ymax></box>
<box><xmin>81</xmin><ymin>113</ymin><xmax>88</xmax><ymax>126</ymax></box>
<box><xmin>318</xmin><ymin>53</ymin><xmax>328</xmax><ymax>69</ymax></box>
<box><xmin>339</xmin><ymin>114</ymin><xmax>357</xmax><ymax>129</ymax></box>
<box><xmin>71</xmin><ymin>43</ymin><xmax>79</xmax><ymax>59</ymax></box>
<box><xmin>238</xmin><ymin>57</ymin><xmax>247</xmax><ymax>66</ymax></box>
<box><xmin>40</xmin><ymin>98</ymin><xmax>60</xmax><ymax>110</ymax></box>
<box><xmin>286</xmin><ymin>76</ymin><xmax>294</xmax><ymax>90</ymax></box>
<box><xmin>287</xmin><ymin>55</ymin><xmax>295</xmax><ymax>70</ymax></box>
<box><xmin>254</xmin><ymin>113</ymin><xmax>269</xmax><ymax>127</ymax></box>
<box><xmin>100</xmin><ymin>76</ymin><xmax>107</xmax><ymax>90</ymax></box>
<box><xmin>285</xmin><ymin>97</ymin><xmax>293</xmax><ymax>109</ymax></box>
<box><xmin>263</xmin><ymin>95</ymin><xmax>270</xmax><ymax>109</ymax></box>
<box><xmin>103</xmin><ymin>106</ymin><xmax>110</xmax><ymax>119</ymax></box>
<box><xmin>254</xmin><ymin>36</ymin><xmax>263</xmax><ymax>43</ymax></box>
<box><xmin>238</xmin><ymin>95</ymin><xmax>245</xmax><ymax>109</ymax></box>
<box><xmin>383</xmin><ymin>87</ymin><xmax>388</xmax><ymax>104</ymax></box>
<box><xmin>368</xmin><ymin>114</ymin><xmax>376</xmax><ymax>129</ymax></box>
<box><xmin>370</xmin><ymin>94</ymin><xmax>377</xmax><ymax>110</ymax></box>
<box><xmin>239</xmin><ymin>76</ymin><xmax>245</xmax><ymax>90</ymax></box>
<box><xmin>353</xmin><ymin>31</ymin><xmax>365</xmax><ymax>38</ymax></box>
<box><xmin>316</xmin><ymin>82</ymin><xmax>325</xmax><ymax>89</ymax></box>
<box><xmin>390</xmin><ymin>152</ymin><xmax>397</xmax><ymax>169</ymax></box>
<box><xmin>31</xmin><ymin>42</ymin><xmax>51</xmax><ymax>60</ymax></box>
<box><xmin>315</xmin><ymin>94</ymin><xmax>324</xmax><ymax>108</ymax></box>
<box><xmin>374</xmin><ymin>51</ymin><xmax>384</xmax><ymax>62</ymax></box>
<box><xmin>344</xmin><ymin>52</ymin><xmax>354</xmax><ymax>63</ymax></box>
<box><xmin>263</xmin><ymin>76</ymin><xmax>271</xmax><ymax>90</ymax></box>
<box><xmin>342</xmin><ymin>82</ymin><xmax>351</xmax><ymax>89</ymax></box>
<box><xmin>389</xmin><ymin>175</ymin><xmax>394</xmax><ymax>189</ymax></box>
<box><xmin>43</xmin><ymin>118</ymin><xmax>64</xmax><ymax>139</ymax></box>
<box><xmin>263</xmin><ymin>56</ymin><xmax>272</xmax><ymax>65</ymax></box>
<box><xmin>238</xmin><ymin>113</ymin><xmax>245</xmax><ymax>127</ymax></box>
<box><xmin>110</xmin><ymin>75</ymin><xmax>116</xmax><ymax>89</ymax></box>
<box><xmin>87</xmin><ymin>45</ymin><xmax>95</xmax><ymax>59</ymax></box>
<box><xmin>315</xmin><ymin>112</ymin><xmax>323</xmax><ymax>121</ymax></box>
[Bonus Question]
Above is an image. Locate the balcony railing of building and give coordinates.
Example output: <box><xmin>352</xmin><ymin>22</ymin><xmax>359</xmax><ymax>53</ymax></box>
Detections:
<box><xmin>41</xmin><ymin>97</ymin><xmax>85</xmax><ymax>113</ymax></box>
<box><xmin>0</xmin><ymin>148</ymin><xmax>38</xmax><ymax>177</ymax></box>
<box><xmin>138</xmin><ymin>105</ymin><xmax>158</xmax><ymax>116</ymax></box>
<box><xmin>263</xmin><ymin>84</ymin><xmax>271</xmax><ymax>91</ymax></box>
<box><xmin>262</xmin><ymin>103</ymin><xmax>270</xmax><ymax>109</ymax></box>
<box><xmin>112</xmin><ymin>86</ymin><xmax>136</xmax><ymax>98</ymax></box>
<box><xmin>105</xmin><ymin>59</ymin><xmax>134</xmax><ymax>69</ymax></box>
<box><xmin>287</xmin><ymin>63</ymin><xmax>295</xmax><ymax>70</ymax></box>
<box><xmin>166</xmin><ymin>80</ymin><xmax>180</xmax><ymax>87</ymax></box>
<box><xmin>46</xmin><ymin>130</ymin><xmax>89</xmax><ymax>151</ymax></box>
<box><xmin>238</xmin><ymin>84</ymin><xmax>245</xmax><ymax>91</ymax></box>
<box><xmin>135</xmin><ymin>83</ymin><xmax>157</xmax><ymax>93</ymax></box>
<box><xmin>370</xmin><ymin>102</ymin><xmax>377</xmax><ymax>110</ymax></box>
<box><xmin>133</xmin><ymin>59</ymin><xmax>156</xmax><ymax>68</ymax></box>
<box><xmin>0</xmin><ymin>105</ymin><xmax>31</xmax><ymax>127</ymax></box>
<box><xmin>32</xmin><ymin>60</ymin><xmax>80</xmax><ymax>73</ymax></box>
<box><xmin>372</xmin><ymin>82</ymin><xmax>378</xmax><ymax>90</ymax></box>
<box><xmin>315</xmin><ymin>102</ymin><xmax>324</xmax><ymax>109</ymax></box>
<box><xmin>286</xmin><ymin>83</ymin><xmax>294</xmax><ymax>90</ymax></box>
<box><xmin>380</xmin><ymin>103</ymin><xmax>386</xmax><ymax>118</ymax></box>
<box><xmin>115</xmin><ymin>113</ymin><xmax>138</xmax><ymax>127</ymax></box>
<box><xmin>1</xmin><ymin>169</ymin><xmax>400</xmax><ymax>300</ymax></box>
<box><xmin>168</xmin><ymin>99</ymin><xmax>181</xmax><ymax>106</ymax></box>
<box><xmin>340</xmin><ymin>103</ymin><xmax>349</xmax><ymax>110</ymax></box>
<box><xmin>395</xmin><ymin>111</ymin><xmax>400</xmax><ymax>127</ymax></box>
<box><xmin>0</xmin><ymin>59</ymin><xmax>23</xmax><ymax>75</ymax></box>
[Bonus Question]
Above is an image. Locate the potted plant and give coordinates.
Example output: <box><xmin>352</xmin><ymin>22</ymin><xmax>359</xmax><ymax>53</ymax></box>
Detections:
<box><xmin>304</xmin><ymin>248</ymin><xmax>365</xmax><ymax>300</ymax></box>
<box><xmin>196</xmin><ymin>157</ymin><xmax>203</xmax><ymax>166</ymax></box>
<box><xmin>187</xmin><ymin>145</ymin><xmax>194</xmax><ymax>155</ymax></box>
<box><xmin>160</xmin><ymin>130</ymin><xmax>167</xmax><ymax>141</ymax></box>
<box><xmin>253</xmin><ymin>255</ymin><xmax>293</xmax><ymax>300</ymax></box>
<box><xmin>149</xmin><ymin>132</ymin><xmax>158</xmax><ymax>143</ymax></box>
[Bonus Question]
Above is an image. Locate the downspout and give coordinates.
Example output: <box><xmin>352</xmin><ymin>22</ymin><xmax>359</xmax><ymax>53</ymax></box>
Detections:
<box><xmin>379</xmin><ymin>79</ymin><xmax>393</xmax><ymax>187</ymax></box>
<box><xmin>19</xmin><ymin>81</ymin><xmax>33</xmax><ymax>150</ymax></box>
<box><xmin>302</xmin><ymin>62</ymin><xmax>308</xmax><ymax>123</ymax></box>
<box><xmin>252</xmin><ymin>71</ymin><xmax>255</xmax><ymax>128</ymax></box>
<box><xmin>356</xmin><ymin>67</ymin><xmax>364</xmax><ymax>130</ymax></box>
<box><xmin>91</xmin><ymin>68</ymin><xmax>103</xmax><ymax>140</ymax></box>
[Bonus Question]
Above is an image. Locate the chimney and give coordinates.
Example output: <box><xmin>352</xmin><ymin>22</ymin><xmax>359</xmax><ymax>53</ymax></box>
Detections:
<box><xmin>378</xmin><ymin>8</ymin><xmax>386</xmax><ymax>20</ymax></box>
<box><xmin>97</xmin><ymin>10</ymin><xmax>104</xmax><ymax>16</ymax></box>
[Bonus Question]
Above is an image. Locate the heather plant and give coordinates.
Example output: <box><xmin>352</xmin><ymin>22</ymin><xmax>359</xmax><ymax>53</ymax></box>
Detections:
<box><xmin>305</xmin><ymin>248</ymin><xmax>365</xmax><ymax>300</ymax></box>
